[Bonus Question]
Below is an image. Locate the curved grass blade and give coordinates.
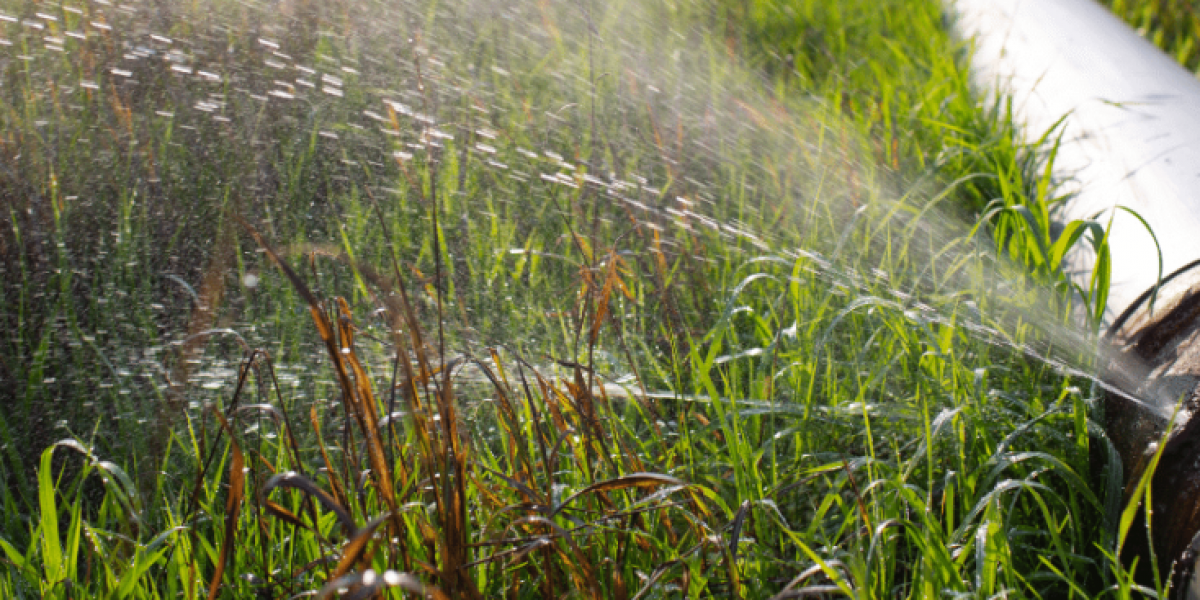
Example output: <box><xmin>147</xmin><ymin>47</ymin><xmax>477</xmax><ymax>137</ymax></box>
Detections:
<box><xmin>50</xmin><ymin>439</ymin><xmax>143</xmax><ymax>525</ymax></box>
<box><xmin>1114</xmin><ymin>205</ymin><xmax>1163</xmax><ymax>315</ymax></box>
<box><xmin>551</xmin><ymin>473</ymin><xmax>687</xmax><ymax>517</ymax></box>
<box><xmin>264</xmin><ymin>500</ymin><xmax>309</xmax><ymax>531</ymax></box>
<box><xmin>263</xmin><ymin>472</ymin><xmax>357</xmax><ymax>537</ymax></box>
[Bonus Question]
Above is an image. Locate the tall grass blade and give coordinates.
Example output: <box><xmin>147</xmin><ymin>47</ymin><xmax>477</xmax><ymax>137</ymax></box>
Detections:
<box><xmin>206</xmin><ymin>409</ymin><xmax>245</xmax><ymax>600</ymax></box>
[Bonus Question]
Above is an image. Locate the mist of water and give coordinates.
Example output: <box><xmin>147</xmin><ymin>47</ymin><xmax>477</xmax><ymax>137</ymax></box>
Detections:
<box><xmin>0</xmin><ymin>0</ymin><xmax>1146</xmax><ymax>471</ymax></box>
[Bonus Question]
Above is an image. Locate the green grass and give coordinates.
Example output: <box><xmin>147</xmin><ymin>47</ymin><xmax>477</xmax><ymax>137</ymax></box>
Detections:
<box><xmin>0</xmin><ymin>0</ymin><xmax>1154</xmax><ymax>597</ymax></box>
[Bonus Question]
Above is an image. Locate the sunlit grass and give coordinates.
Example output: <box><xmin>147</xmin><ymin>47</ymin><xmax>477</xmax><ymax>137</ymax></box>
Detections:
<box><xmin>0</xmin><ymin>0</ymin><xmax>1152</xmax><ymax>597</ymax></box>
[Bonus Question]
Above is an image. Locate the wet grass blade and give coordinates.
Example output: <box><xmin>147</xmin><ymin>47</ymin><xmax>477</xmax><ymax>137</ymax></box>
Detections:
<box><xmin>332</xmin><ymin>513</ymin><xmax>388</xmax><ymax>579</ymax></box>
<box><xmin>333</xmin><ymin>298</ymin><xmax>401</xmax><ymax>524</ymax></box>
<box><xmin>263</xmin><ymin>472</ymin><xmax>357</xmax><ymax>538</ymax></box>
<box><xmin>206</xmin><ymin>409</ymin><xmax>245</xmax><ymax>600</ymax></box>
<box><xmin>263</xmin><ymin>500</ymin><xmax>309</xmax><ymax>531</ymax></box>
<box><xmin>552</xmin><ymin>473</ymin><xmax>688</xmax><ymax>517</ymax></box>
<box><xmin>309</xmin><ymin>406</ymin><xmax>351</xmax><ymax>514</ymax></box>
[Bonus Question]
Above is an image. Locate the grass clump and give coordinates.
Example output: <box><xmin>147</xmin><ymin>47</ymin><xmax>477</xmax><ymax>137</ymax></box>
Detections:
<box><xmin>0</xmin><ymin>0</ymin><xmax>1150</xmax><ymax>597</ymax></box>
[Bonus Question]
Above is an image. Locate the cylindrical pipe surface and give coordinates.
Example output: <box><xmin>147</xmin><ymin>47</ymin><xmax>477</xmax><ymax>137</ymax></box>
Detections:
<box><xmin>950</xmin><ymin>1</ymin><xmax>1200</xmax><ymax>595</ymax></box>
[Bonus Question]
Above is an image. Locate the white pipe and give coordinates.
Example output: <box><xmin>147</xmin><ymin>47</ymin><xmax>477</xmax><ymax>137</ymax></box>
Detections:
<box><xmin>950</xmin><ymin>1</ymin><xmax>1200</xmax><ymax>593</ymax></box>
<box><xmin>950</xmin><ymin>0</ymin><xmax>1200</xmax><ymax>323</ymax></box>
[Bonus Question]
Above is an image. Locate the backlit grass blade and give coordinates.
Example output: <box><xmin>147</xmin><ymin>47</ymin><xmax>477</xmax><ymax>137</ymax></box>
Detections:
<box><xmin>36</xmin><ymin>445</ymin><xmax>63</xmax><ymax>588</ymax></box>
<box><xmin>332</xmin><ymin>513</ymin><xmax>388</xmax><ymax>579</ymax></box>
<box><xmin>333</xmin><ymin>298</ymin><xmax>401</xmax><ymax>525</ymax></box>
<box><xmin>1114</xmin><ymin>205</ymin><xmax>1164</xmax><ymax>315</ymax></box>
<box><xmin>206</xmin><ymin>409</ymin><xmax>246</xmax><ymax>600</ymax></box>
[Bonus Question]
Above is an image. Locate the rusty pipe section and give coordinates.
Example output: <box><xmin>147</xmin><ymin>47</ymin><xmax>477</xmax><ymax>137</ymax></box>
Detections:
<box><xmin>1104</xmin><ymin>262</ymin><xmax>1200</xmax><ymax>595</ymax></box>
<box><xmin>948</xmin><ymin>0</ymin><xmax>1200</xmax><ymax>595</ymax></box>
